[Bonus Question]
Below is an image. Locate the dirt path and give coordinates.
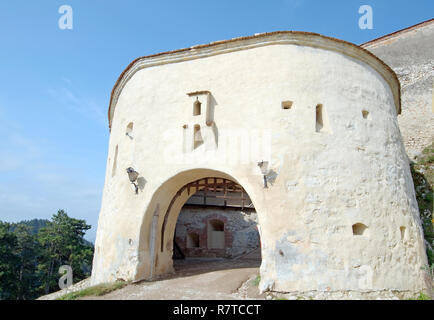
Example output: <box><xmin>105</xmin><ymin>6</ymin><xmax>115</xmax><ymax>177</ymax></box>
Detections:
<box><xmin>83</xmin><ymin>251</ymin><xmax>266</xmax><ymax>300</ymax></box>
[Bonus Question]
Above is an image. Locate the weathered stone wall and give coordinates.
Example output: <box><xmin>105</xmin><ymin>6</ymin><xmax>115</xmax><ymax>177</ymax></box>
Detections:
<box><xmin>174</xmin><ymin>206</ymin><xmax>259</xmax><ymax>258</ymax></box>
<box><xmin>362</xmin><ymin>20</ymin><xmax>434</xmax><ymax>160</ymax></box>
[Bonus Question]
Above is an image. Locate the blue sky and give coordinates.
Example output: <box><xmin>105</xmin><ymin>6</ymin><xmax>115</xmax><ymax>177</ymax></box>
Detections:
<box><xmin>0</xmin><ymin>1</ymin><xmax>432</xmax><ymax>241</ymax></box>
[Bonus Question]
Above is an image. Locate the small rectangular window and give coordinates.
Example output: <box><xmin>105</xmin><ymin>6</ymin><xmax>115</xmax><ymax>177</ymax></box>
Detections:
<box><xmin>282</xmin><ymin>101</ymin><xmax>293</xmax><ymax>110</ymax></box>
<box><xmin>362</xmin><ymin>110</ymin><xmax>371</xmax><ymax>120</ymax></box>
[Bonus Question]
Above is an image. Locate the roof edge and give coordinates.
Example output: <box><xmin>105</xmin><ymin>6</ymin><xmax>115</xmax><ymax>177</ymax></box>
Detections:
<box><xmin>361</xmin><ymin>18</ymin><xmax>434</xmax><ymax>48</ymax></box>
<box><xmin>108</xmin><ymin>31</ymin><xmax>402</xmax><ymax>129</ymax></box>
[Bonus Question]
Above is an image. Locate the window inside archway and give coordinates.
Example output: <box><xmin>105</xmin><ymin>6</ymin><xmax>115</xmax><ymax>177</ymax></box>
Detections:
<box><xmin>208</xmin><ymin>219</ymin><xmax>225</xmax><ymax>249</ymax></box>
<box><xmin>187</xmin><ymin>232</ymin><xmax>200</xmax><ymax>248</ymax></box>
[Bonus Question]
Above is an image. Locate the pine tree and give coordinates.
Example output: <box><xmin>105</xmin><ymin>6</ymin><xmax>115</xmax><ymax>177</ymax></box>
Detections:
<box><xmin>0</xmin><ymin>222</ymin><xmax>19</xmax><ymax>299</ymax></box>
<box><xmin>37</xmin><ymin>210</ymin><xmax>93</xmax><ymax>294</ymax></box>
<box><xmin>13</xmin><ymin>225</ymin><xmax>41</xmax><ymax>299</ymax></box>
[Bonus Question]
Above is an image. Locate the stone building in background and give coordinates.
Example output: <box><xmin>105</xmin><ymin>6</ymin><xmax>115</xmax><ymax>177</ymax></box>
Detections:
<box><xmin>362</xmin><ymin>19</ymin><xmax>434</xmax><ymax>160</ymax></box>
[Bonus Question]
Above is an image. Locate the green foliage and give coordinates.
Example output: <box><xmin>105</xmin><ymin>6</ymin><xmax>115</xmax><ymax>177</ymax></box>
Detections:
<box><xmin>408</xmin><ymin>292</ymin><xmax>431</xmax><ymax>300</ymax></box>
<box><xmin>57</xmin><ymin>281</ymin><xmax>128</xmax><ymax>300</ymax></box>
<box><xmin>0</xmin><ymin>210</ymin><xmax>94</xmax><ymax>300</ymax></box>
<box><xmin>9</xmin><ymin>219</ymin><xmax>48</xmax><ymax>235</ymax></box>
<box><xmin>13</xmin><ymin>224</ymin><xmax>41</xmax><ymax>300</ymax></box>
<box><xmin>416</xmin><ymin>293</ymin><xmax>431</xmax><ymax>300</ymax></box>
<box><xmin>0</xmin><ymin>222</ymin><xmax>20</xmax><ymax>299</ymax></box>
<box><xmin>411</xmin><ymin>140</ymin><xmax>434</xmax><ymax>267</ymax></box>
<box><xmin>253</xmin><ymin>275</ymin><xmax>261</xmax><ymax>287</ymax></box>
<box><xmin>37</xmin><ymin>210</ymin><xmax>94</xmax><ymax>295</ymax></box>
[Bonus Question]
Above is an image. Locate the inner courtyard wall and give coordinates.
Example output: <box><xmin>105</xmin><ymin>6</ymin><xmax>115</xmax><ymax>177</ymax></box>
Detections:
<box><xmin>175</xmin><ymin>206</ymin><xmax>259</xmax><ymax>258</ymax></box>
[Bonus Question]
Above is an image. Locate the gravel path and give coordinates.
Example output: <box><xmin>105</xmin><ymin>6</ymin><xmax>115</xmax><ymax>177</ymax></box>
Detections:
<box><xmin>82</xmin><ymin>252</ymin><xmax>264</xmax><ymax>300</ymax></box>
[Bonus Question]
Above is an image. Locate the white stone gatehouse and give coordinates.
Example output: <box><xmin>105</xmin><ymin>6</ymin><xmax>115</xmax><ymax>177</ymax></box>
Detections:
<box><xmin>91</xmin><ymin>31</ymin><xmax>431</xmax><ymax>299</ymax></box>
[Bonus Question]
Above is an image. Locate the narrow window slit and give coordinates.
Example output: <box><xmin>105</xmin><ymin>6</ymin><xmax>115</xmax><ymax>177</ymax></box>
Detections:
<box><xmin>193</xmin><ymin>124</ymin><xmax>203</xmax><ymax>149</ymax></box>
<box><xmin>126</xmin><ymin>122</ymin><xmax>134</xmax><ymax>138</ymax></box>
<box><xmin>193</xmin><ymin>98</ymin><xmax>201</xmax><ymax>116</ymax></box>
<box><xmin>316</xmin><ymin>104</ymin><xmax>324</xmax><ymax>132</ymax></box>
<box><xmin>315</xmin><ymin>104</ymin><xmax>331</xmax><ymax>133</ymax></box>
<box><xmin>400</xmin><ymin>226</ymin><xmax>406</xmax><ymax>241</ymax></box>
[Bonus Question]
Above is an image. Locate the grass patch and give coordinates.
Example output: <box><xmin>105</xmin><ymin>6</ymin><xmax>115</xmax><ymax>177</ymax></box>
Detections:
<box><xmin>252</xmin><ymin>275</ymin><xmax>261</xmax><ymax>287</ymax></box>
<box><xmin>57</xmin><ymin>281</ymin><xmax>128</xmax><ymax>300</ymax></box>
<box><xmin>411</xmin><ymin>140</ymin><xmax>434</xmax><ymax>267</ymax></box>
<box><xmin>408</xmin><ymin>292</ymin><xmax>431</xmax><ymax>300</ymax></box>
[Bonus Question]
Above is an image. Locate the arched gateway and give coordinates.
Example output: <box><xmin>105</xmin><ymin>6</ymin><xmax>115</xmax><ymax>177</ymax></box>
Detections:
<box><xmin>134</xmin><ymin>169</ymin><xmax>261</xmax><ymax>281</ymax></box>
<box><xmin>91</xmin><ymin>31</ymin><xmax>431</xmax><ymax>299</ymax></box>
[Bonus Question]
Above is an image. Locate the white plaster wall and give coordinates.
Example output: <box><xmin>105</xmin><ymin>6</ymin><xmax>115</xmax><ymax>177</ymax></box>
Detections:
<box><xmin>91</xmin><ymin>36</ymin><xmax>430</xmax><ymax>298</ymax></box>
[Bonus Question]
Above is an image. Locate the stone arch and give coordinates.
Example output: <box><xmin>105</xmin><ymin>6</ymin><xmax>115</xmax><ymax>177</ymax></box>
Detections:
<box><xmin>135</xmin><ymin>168</ymin><xmax>261</xmax><ymax>282</ymax></box>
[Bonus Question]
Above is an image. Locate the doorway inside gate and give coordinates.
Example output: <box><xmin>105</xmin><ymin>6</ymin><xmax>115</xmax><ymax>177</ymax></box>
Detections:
<box><xmin>171</xmin><ymin>177</ymin><xmax>261</xmax><ymax>274</ymax></box>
